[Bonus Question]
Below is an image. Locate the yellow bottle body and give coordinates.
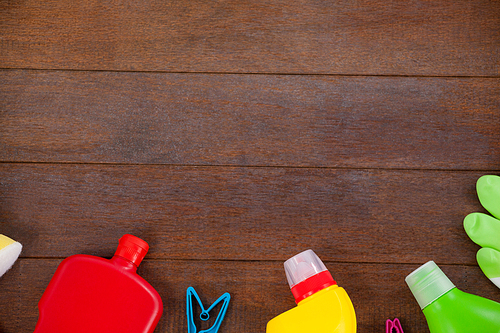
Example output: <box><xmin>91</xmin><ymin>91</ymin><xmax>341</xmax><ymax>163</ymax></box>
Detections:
<box><xmin>266</xmin><ymin>285</ymin><xmax>356</xmax><ymax>333</ymax></box>
<box><xmin>0</xmin><ymin>234</ymin><xmax>16</xmax><ymax>250</ymax></box>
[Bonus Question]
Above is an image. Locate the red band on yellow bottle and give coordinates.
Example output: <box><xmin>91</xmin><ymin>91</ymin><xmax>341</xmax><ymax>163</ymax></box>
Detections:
<box><xmin>291</xmin><ymin>270</ymin><xmax>337</xmax><ymax>304</ymax></box>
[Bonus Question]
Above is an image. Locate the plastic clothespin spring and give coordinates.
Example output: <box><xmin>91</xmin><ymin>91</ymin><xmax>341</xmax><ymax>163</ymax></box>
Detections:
<box><xmin>386</xmin><ymin>318</ymin><xmax>404</xmax><ymax>333</ymax></box>
<box><xmin>187</xmin><ymin>286</ymin><xmax>231</xmax><ymax>333</ymax></box>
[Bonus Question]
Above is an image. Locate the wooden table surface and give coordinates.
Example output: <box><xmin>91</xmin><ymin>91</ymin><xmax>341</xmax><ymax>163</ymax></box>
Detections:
<box><xmin>1</xmin><ymin>0</ymin><xmax>499</xmax><ymax>332</ymax></box>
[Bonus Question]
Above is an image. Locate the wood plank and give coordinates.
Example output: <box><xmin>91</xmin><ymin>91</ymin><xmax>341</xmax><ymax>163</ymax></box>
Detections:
<box><xmin>1</xmin><ymin>259</ymin><xmax>499</xmax><ymax>333</ymax></box>
<box><xmin>1</xmin><ymin>70</ymin><xmax>499</xmax><ymax>169</ymax></box>
<box><xmin>1</xmin><ymin>0</ymin><xmax>499</xmax><ymax>76</ymax></box>
<box><xmin>0</xmin><ymin>163</ymin><xmax>490</xmax><ymax>264</ymax></box>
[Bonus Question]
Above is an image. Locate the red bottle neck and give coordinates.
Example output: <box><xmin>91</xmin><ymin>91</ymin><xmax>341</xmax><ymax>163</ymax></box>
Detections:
<box><xmin>291</xmin><ymin>270</ymin><xmax>337</xmax><ymax>304</ymax></box>
<box><xmin>111</xmin><ymin>255</ymin><xmax>138</xmax><ymax>273</ymax></box>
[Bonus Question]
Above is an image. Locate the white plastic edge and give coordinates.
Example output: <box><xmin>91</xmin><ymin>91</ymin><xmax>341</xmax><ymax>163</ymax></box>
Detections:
<box><xmin>490</xmin><ymin>277</ymin><xmax>500</xmax><ymax>289</ymax></box>
<box><xmin>0</xmin><ymin>242</ymin><xmax>22</xmax><ymax>278</ymax></box>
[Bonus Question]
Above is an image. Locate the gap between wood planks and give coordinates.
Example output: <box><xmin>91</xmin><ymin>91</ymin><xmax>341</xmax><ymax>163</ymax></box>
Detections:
<box><xmin>1</xmin><ymin>67</ymin><xmax>499</xmax><ymax>79</ymax></box>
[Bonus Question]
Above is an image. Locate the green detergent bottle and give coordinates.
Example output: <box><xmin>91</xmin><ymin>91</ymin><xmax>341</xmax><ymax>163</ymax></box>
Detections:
<box><xmin>405</xmin><ymin>261</ymin><xmax>500</xmax><ymax>333</ymax></box>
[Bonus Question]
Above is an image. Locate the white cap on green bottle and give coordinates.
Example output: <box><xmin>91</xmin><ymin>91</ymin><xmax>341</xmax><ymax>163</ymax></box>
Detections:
<box><xmin>405</xmin><ymin>261</ymin><xmax>456</xmax><ymax>309</ymax></box>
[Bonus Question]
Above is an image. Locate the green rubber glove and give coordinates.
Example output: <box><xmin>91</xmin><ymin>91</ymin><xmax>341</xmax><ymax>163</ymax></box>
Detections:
<box><xmin>464</xmin><ymin>175</ymin><xmax>500</xmax><ymax>289</ymax></box>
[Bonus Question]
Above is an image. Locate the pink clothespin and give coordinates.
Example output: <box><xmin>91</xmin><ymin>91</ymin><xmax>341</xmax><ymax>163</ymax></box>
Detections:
<box><xmin>386</xmin><ymin>318</ymin><xmax>404</xmax><ymax>333</ymax></box>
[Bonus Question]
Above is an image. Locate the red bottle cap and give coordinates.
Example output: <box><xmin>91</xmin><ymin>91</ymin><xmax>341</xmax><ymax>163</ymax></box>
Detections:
<box><xmin>114</xmin><ymin>234</ymin><xmax>149</xmax><ymax>267</ymax></box>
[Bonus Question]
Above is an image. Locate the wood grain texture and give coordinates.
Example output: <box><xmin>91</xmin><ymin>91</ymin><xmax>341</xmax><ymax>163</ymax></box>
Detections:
<box><xmin>1</xmin><ymin>259</ymin><xmax>499</xmax><ymax>333</ymax></box>
<box><xmin>1</xmin><ymin>0</ymin><xmax>499</xmax><ymax>76</ymax></box>
<box><xmin>2</xmin><ymin>70</ymin><xmax>499</xmax><ymax>169</ymax></box>
<box><xmin>0</xmin><ymin>163</ymin><xmax>490</xmax><ymax>264</ymax></box>
<box><xmin>1</xmin><ymin>0</ymin><xmax>499</xmax><ymax>331</ymax></box>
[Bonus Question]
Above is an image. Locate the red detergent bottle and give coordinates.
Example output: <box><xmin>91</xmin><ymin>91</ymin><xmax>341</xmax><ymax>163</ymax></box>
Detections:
<box><xmin>34</xmin><ymin>234</ymin><xmax>163</xmax><ymax>333</ymax></box>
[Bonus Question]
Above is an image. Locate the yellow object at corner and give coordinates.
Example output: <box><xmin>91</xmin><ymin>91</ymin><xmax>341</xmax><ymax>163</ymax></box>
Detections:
<box><xmin>0</xmin><ymin>234</ymin><xmax>16</xmax><ymax>250</ymax></box>
<box><xmin>266</xmin><ymin>285</ymin><xmax>356</xmax><ymax>333</ymax></box>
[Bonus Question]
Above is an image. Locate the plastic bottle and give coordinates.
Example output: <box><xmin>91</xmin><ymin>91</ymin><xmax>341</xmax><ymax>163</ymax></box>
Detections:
<box><xmin>34</xmin><ymin>234</ymin><xmax>163</xmax><ymax>333</ymax></box>
<box><xmin>266</xmin><ymin>249</ymin><xmax>357</xmax><ymax>333</ymax></box>
<box><xmin>406</xmin><ymin>261</ymin><xmax>500</xmax><ymax>333</ymax></box>
<box><xmin>0</xmin><ymin>234</ymin><xmax>22</xmax><ymax>278</ymax></box>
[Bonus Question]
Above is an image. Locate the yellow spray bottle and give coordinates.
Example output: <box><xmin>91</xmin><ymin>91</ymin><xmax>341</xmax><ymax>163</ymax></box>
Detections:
<box><xmin>266</xmin><ymin>250</ymin><xmax>357</xmax><ymax>333</ymax></box>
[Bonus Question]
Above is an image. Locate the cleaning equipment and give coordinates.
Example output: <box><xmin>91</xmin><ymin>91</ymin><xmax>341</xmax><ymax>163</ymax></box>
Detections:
<box><xmin>34</xmin><ymin>234</ymin><xmax>163</xmax><ymax>333</ymax></box>
<box><xmin>464</xmin><ymin>174</ymin><xmax>500</xmax><ymax>289</ymax></box>
<box><xmin>186</xmin><ymin>287</ymin><xmax>231</xmax><ymax>333</ymax></box>
<box><xmin>0</xmin><ymin>234</ymin><xmax>22</xmax><ymax>278</ymax></box>
<box><xmin>266</xmin><ymin>249</ymin><xmax>356</xmax><ymax>333</ymax></box>
<box><xmin>385</xmin><ymin>318</ymin><xmax>404</xmax><ymax>333</ymax></box>
<box><xmin>406</xmin><ymin>260</ymin><xmax>500</xmax><ymax>332</ymax></box>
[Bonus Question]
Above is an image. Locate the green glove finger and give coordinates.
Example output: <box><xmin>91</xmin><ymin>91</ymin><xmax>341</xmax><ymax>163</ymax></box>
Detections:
<box><xmin>477</xmin><ymin>247</ymin><xmax>500</xmax><ymax>289</ymax></box>
<box><xmin>477</xmin><ymin>175</ymin><xmax>500</xmax><ymax>219</ymax></box>
<box><xmin>464</xmin><ymin>212</ymin><xmax>500</xmax><ymax>252</ymax></box>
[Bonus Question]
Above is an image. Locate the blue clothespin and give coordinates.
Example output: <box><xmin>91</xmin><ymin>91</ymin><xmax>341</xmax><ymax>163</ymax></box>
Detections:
<box><xmin>187</xmin><ymin>287</ymin><xmax>231</xmax><ymax>333</ymax></box>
